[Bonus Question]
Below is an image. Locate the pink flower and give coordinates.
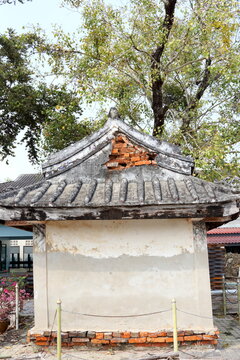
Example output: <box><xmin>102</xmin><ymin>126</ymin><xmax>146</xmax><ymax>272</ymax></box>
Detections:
<box><xmin>0</xmin><ymin>276</ymin><xmax>30</xmax><ymax>321</ymax></box>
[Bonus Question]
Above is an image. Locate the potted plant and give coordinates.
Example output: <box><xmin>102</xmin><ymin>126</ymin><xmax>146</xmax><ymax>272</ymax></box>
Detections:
<box><xmin>0</xmin><ymin>277</ymin><xmax>30</xmax><ymax>333</ymax></box>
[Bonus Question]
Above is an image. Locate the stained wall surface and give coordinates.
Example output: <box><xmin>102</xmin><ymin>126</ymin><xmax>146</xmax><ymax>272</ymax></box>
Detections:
<box><xmin>33</xmin><ymin>219</ymin><xmax>214</xmax><ymax>332</ymax></box>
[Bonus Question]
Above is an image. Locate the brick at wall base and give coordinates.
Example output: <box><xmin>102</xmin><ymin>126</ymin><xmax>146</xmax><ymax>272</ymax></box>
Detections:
<box><xmin>27</xmin><ymin>330</ymin><xmax>219</xmax><ymax>347</ymax></box>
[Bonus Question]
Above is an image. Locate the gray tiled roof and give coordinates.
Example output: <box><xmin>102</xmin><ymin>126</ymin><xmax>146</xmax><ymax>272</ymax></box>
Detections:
<box><xmin>0</xmin><ymin>181</ymin><xmax>14</xmax><ymax>193</ymax></box>
<box><xmin>0</xmin><ymin>170</ymin><xmax>236</xmax><ymax>208</ymax></box>
<box><xmin>0</xmin><ymin>174</ymin><xmax>43</xmax><ymax>193</ymax></box>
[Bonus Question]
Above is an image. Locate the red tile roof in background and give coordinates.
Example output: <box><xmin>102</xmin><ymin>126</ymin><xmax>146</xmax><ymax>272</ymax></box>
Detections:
<box><xmin>208</xmin><ymin>235</ymin><xmax>240</xmax><ymax>244</ymax></box>
<box><xmin>207</xmin><ymin>226</ymin><xmax>240</xmax><ymax>245</ymax></box>
<box><xmin>207</xmin><ymin>228</ymin><xmax>240</xmax><ymax>235</ymax></box>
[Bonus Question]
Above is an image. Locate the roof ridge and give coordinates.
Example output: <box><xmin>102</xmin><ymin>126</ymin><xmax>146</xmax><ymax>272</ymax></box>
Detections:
<box><xmin>42</xmin><ymin>118</ymin><xmax>194</xmax><ymax>179</ymax></box>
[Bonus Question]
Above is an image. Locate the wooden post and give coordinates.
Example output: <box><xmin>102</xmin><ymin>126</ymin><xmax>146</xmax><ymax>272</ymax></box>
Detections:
<box><xmin>57</xmin><ymin>299</ymin><xmax>62</xmax><ymax>360</ymax></box>
<box><xmin>172</xmin><ymin>298</ymin><xmax>178</xmax><ymax>352</ymax></box>
<box><xmin>15</xmin><ymin>283</ymin><xmax>19</xmax><ymax>330</ymax></box>
<box><xmin>222</xmin><ymin>275</ymin><xmax>226</xmax><ymax>316</ymax></box>
<box><xmin>237</xmin><ymin>278</ymin><xmax>240</xmax><ymax>324</ymax></box>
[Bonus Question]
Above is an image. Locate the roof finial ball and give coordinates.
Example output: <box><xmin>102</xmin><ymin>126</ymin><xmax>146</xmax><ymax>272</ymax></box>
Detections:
<box><xmin>108</xmin><ymin>107</ymin><xmax>120</xmax><ymax>120</ymax></box>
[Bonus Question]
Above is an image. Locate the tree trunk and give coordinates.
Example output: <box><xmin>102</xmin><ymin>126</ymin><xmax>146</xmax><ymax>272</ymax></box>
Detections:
<box><xmin>150</xmin><ymin>0</ymin><xmax>177</xmax><ymax>136</ymax></box>
<box><xmin>151</xmin><ymin>71</ymin><xmax>165</xmax><ymax>136</ymax></box>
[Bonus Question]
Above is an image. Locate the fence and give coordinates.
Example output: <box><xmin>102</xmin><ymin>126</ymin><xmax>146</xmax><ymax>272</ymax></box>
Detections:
<box><xmin>211</xmin><ymin>275</ymin><xmax>240</xmax><ymax>320</ymax></box>
<box><xmin>52</xmin><ymin>299</ymin><xmax>219</xmax><ymax>360</ymax></box>
<box><xmin>10</xmin><ymin>253</ymin><xmax>33</xmax><ymax>270</ymax></box>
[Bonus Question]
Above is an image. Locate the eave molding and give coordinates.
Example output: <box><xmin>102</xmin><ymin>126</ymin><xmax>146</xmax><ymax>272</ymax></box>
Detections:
<box><xmin>0</xmin><ymin>201</ymin><xmax>238</xmax><ymax>222</ymax></box>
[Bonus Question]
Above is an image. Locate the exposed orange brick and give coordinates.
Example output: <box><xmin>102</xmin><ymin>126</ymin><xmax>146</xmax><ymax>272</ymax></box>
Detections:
<box><xmin>115</xmin><ymin>143</ymin><xmax>127</xmax><ymax>149</ymax></box>
<box><xmin>211</xmin><ymin>339</ymin><xmax>218</xmax><ymax>345</ymax></box>
<box><xmin>198</xmin><ymin>340</ymin><xmax>217</xmax><ymax>345</ymax></box>
<box><xmin>156</xmin><ymin>332</ymin><xmax>167</xmax><ymax>337</ymax></box>
<box><xmin>35</xmin><ymin>341</ymin><xmax>48</xmax><ymax>346</ymax></box>
<box><xmin>166</xmin><ymin>338</ymin><xmax>174</xmax><ymax>343</ymax></box>
<box><xmin>184</xmin><ymin>335</ymin><xmax>203</xmax><ymax>341</ymax></box>
<box><xmin>122</xmin><ymin>332</ymin><xmax>131</xmax><ymax>338</ymax></box>
<box><xmin>91</xmin><ymin>339</ymin><xmax>110</xmax><ymax>344</ymax></box>
<box><xmin>147</xmin><ymin>332</ymin><xmax>159</xmax><ymax>338</ymax></box>
<box><xmin>151</xmin><ymin>160</ymin><xmax>157</xmax><ymax>165</ymax></box>
<box><xmin>115</xmin><ymin>157</ymin><xmax>128</xmax><ymax>163</ymax></box>
<box><xmin>139</xmin><ymin>332</ymin><xmax>149</xmax><ymax>337</ymax></box>
<box><xmin>33</xmin><ymin>334</ymin><xmax>40</xmax><ymax>339</ymax></box>
<box><xmin>116</xmin><ymin>135</ymin><xmax>125</xmax><ymax>142</ymax></box>
<box><xmin>124</xmin><ymin>147</ymin><xmax>135</xmax><ymax>153</ymax></box>
<box><xmin>129</xmin><ymin>337</ymin><xmax>147</xmax><ymax>344</ymax></box>
<box><xmin>35</xmin><ymin>336</ymin><xmax>49</xmax><ymax>342</ymax></box>
<box><xmin>95</xmin><ymin>333</ymin><xmax>104</xmax><ymax>339</ymax></box>
<box><xmin>130</xmin><ymin>156</ymin><xmax>141</xmax><ymax>162</ymax></box>
<box><xmin>202</xmin><ymin>335</ymin><xmax>216</xmax><ymax>340</ymax></box>
<box><xmin>147</xmin><ymin>337</ymin><xmax>167</xmax><ymax>343</ymax></box>
<box><xmin>135</xmin><ymin>160</ymin><xmax>151</xmax><ymax>166</ymax></box>
<box><xmin>112</xmin><ymin>149</ymin><xmax>119</xmax><ymax>154</ymax></box>
<box><xmin>177</xmin><ymin>337</ymin><xmax>184</xmax><ymax>342</ymax></box>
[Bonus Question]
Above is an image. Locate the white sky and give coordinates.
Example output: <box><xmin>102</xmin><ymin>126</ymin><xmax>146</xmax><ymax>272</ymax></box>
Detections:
<box><xmin>0</xmin><ymin>0</ymin><xmax>81</xmax><ymax>182</ymax></box>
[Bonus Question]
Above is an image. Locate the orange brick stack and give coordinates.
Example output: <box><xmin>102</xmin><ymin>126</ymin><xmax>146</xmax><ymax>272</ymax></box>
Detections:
<box><xmin>27</xmin><ymin>330</ymin><xmax>219</xmax><ymax>347</ymax></box>
<box><xmin>105</xmin><ymin>134</ymin><xmax>157</xmax><ymax>170</ymax></box>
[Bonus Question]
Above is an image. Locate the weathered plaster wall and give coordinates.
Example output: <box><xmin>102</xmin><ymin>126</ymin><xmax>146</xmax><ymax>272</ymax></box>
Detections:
<box><xmin>33</xmin><ymin>219</ymin><xmax>213</xmax><ymax>333</ymax></box>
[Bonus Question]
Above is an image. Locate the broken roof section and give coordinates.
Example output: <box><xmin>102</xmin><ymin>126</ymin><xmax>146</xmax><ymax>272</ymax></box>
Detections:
<box><xmin>0</xmin><ymin>115</ymin><xmax>239</xmax><ymax>222</ymax></box>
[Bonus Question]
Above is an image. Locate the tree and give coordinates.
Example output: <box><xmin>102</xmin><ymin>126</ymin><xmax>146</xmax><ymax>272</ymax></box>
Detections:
<box><xmin>39</xmin><ymin>0</ymin><xmax>239</xmax><ymax>180</ymax></box>
<box><xmin>0</xmin><ymin>29</ymin><xmax>88</xmax><ymax>162</ymax></box>
<box><xmin>0</xmin><ymin>0</ymin><xmax>32</xmax><ymax>7</ymax></box>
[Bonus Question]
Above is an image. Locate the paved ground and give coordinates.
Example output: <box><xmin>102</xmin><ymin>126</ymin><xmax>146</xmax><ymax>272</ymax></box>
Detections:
<box><xmin>214</xmin><ymin>315</ymin><xmax>240</xmax><ymax>360</ymax></box>
<box><xmin>0</xmin><ymin>302</ymin><xmax>240</xmax><ymax>360</ymax></box>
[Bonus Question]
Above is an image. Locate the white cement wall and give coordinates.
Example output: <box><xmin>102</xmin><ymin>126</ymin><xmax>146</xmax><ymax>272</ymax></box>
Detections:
<box><xmin>33</xmin><ymin>219</ymin><xmax>214</xmax><ymax>333</ymax></box>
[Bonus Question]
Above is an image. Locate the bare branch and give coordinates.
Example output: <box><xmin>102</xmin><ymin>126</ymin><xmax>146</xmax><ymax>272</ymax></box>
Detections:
<box><xmin>129</xmin><ymin>35</ymin><xmax>155</xmax><ymax>62</ymax></box>
<box><xmin>167</xmin><ymin>56</ymin><xmax>206</xmax><ymax>74</ymax></box>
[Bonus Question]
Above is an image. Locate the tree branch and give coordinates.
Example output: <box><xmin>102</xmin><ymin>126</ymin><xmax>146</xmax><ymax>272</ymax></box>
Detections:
<box><xmin>152</xmin><ymin>0</ymin><xmax>177</xmax><ymax>62</ymax></box>
<box><xmin>195</xmin><ymin>56</ymin><xmax>212</xmax><ymax>101</ymax></box>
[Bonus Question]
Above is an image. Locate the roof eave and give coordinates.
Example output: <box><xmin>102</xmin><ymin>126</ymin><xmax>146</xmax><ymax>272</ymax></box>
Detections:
<box><xmin>0</xmin><ymin>200</ymin><xmax>238</xmax><ymax>222</ymax></box>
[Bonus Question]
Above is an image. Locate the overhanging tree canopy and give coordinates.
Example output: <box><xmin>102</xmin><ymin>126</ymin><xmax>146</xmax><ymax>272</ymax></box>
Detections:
<box><xmin>0</xmin><ymin>29</ymin><xmax>86</xmax><ymax>162</ymax></box>
<box><xmin>38</xmin><ymin>0</ymin><xmax>239</xmax><ymax>180</ymax></box>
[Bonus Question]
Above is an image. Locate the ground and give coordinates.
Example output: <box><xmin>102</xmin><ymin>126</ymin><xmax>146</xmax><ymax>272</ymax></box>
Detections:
<box><xmin>0</xmin><ymin>301</ymin><xmax>240</xmax><ymax>360</ymax></box>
